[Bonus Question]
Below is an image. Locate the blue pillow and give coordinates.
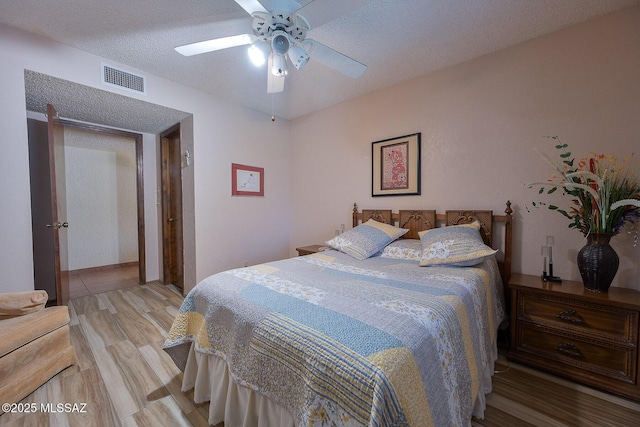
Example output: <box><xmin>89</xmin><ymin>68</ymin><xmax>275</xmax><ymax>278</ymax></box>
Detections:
<box><xmin>418</xmin><ymin>223</ymin><xmax>497</xmax><ymax>267</ymax></box>
<box><xmin>380</xmin><ymin>239</ymin><xmax>422</xmax><ymax>261</ymax></box>
<box><xmin>326</xmin><ymin>219</ymin><xmax>408</xmax><ymax>260</ymax></box>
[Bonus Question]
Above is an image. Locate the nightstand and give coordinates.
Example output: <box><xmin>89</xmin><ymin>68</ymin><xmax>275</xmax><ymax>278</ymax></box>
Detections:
<box><xmin>508</xmin><ymin>273</ymin><xmax>640</xmax><ymax>402</ymax></box>
<box><xmin>295</xmin><ymin>244</ymin><xmax>328</xmax><ymax>256</ymax></box>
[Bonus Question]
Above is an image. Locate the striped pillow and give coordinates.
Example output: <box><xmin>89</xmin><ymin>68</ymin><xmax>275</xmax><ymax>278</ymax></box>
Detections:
<box><xmin>326</xmin><ymin>219</ymin><xmax>408</xmax><ymax>260</ymax></box>
<box><xmin>418</xmin><ymin>224</ymin><xmax>497</xmax><ymax>267</ymax></box>
<box><xmin>380</xmin><ymin>239</ymin><xmax>422</xmax><ymax>261</ymax></box>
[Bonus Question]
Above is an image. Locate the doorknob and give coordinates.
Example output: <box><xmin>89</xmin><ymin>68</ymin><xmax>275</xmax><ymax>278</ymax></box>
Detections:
<box><xmin>46</xmin><ymin>222</ymin><xmax>69</xmax><ymax>229</ymax></box>
<box><xmin>168</xmin><ymin>218</ymin><xmax>177</xmax><ymax>222</ymax></box>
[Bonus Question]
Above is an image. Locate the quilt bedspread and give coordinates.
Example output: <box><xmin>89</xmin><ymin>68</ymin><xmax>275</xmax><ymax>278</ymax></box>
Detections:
<box><xmin>163</xmin><ymin>249</ymin><xmax>505</xmax><ymax>427</ymax></box>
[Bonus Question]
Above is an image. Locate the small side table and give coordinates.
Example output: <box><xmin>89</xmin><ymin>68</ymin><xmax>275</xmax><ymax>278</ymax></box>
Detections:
<box><xmin>295</xmin><ymin>244</ymin><xmax>329</xmax><ymax>256</ymax></box>
<box><xmin>508</xmin><ymin>273</ymin><xmax>640</xmax><ymax>402</ymax></box>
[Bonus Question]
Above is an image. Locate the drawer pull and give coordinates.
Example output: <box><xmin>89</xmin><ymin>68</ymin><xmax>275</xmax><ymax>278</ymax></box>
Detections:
<box><xmin>556</xmin><ymin>342</ymin><xmax>584</xmax><ymax>359</ymax></box>
<box><xmin>557</xmin><ymin>309</ymin><xmax>585</xmax><ymax>324</ymax></box>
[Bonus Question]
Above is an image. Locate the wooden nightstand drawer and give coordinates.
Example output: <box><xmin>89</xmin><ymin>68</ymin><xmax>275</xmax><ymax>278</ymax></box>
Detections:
<box><xmin>515</xmin><ymin>322</ymin><xmax>636</xmax><ymax>384</ymax></box>
<box><xmin>508</xmin><ymin>274</ymin><xmax>640</xmax><ymax>402</ymax></box>
<box><xmin>518</xmin><ymin>292</ymin><xmax>637</xmax><ymax>343</ymax></box>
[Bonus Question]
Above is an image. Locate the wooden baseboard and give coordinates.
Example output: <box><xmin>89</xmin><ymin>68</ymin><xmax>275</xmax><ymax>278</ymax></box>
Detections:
<box><xmin>69</xmin><ymin>261</ymin><xmax>139</xmax><ymax>276</ymax></box>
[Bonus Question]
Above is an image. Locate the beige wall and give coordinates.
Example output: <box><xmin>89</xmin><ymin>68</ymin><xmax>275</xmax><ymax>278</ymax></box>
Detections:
<box><xmin>290</xmin><ymin>6</ymin><xmax>640</xmax><ymax>289</ymax></box>
<box><xmin>2</xmin><ymin>7</ymin><xmax>639</xmax><ymax>294</ymax></box>
<box><xmin>0</xmin><ymin>24</ymin><xmax>291</xmax><ymax>294</ymax></box>
<box><xmin>64</xmin><ymin>128</ymin><xmax>138</xmax><ymax>271</ymax></box>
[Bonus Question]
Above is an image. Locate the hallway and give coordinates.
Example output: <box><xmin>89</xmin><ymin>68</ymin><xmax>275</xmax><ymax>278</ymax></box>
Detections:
<box><xmin>69</xmin><ymin>263</ymin><xmax>139</xmax><ymax>298</ymax></box>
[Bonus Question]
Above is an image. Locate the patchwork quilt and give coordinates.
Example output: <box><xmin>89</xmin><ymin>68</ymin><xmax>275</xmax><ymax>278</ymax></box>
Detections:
<box><xmin>163</xmin><ymin>249</ymin><xmax>505</xmax><ymax>427</ymax></box>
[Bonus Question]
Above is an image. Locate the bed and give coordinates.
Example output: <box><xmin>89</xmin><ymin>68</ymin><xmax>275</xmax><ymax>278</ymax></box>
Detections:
<box><xmin>163</xmin><ymin>201</ymin><xmax>513</xmax><ymax>426</ymax></box>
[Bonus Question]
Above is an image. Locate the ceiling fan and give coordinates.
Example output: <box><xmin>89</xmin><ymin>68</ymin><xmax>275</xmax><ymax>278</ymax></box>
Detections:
<box><xmin>175</xmin><ymin>0</ymin><xmax>368</xmax><ymax>93</ymax></box>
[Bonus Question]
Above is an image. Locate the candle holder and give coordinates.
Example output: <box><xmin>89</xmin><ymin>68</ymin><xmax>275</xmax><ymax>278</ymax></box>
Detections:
<box><xmin>542</xmin><ymin>236</ymin><xmax>562</xmax><ymax>283</ymax></box>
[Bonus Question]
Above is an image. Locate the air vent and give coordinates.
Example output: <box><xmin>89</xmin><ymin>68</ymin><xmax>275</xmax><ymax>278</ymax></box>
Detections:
<box><xmin>101</xmin><ymin>64</ymin><xmax>146</xmax><ymax>95</ymax></box>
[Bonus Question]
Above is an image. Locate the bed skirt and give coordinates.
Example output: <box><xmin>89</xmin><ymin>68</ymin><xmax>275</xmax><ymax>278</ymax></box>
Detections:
<box><xmin>182</xmin><ymin>344</ymin><xmax>295</xmax><ymax>426</ymax></box>
<box><xmin>179</xmin><ymin>341</ymin><xmax>498</xmax><ymax>426</ymax></box>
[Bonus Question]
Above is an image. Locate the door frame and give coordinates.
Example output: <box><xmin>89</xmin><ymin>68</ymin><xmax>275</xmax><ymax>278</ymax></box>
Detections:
<box><xmin>59</xmin><ymin>119</ymin><xmax>146</xmax><ymax>284</ymax></box>
<box><xmin>160</xmin><ymin>124</ymin><xmax>184</xmax><ymax>289</ymax></box>
<box><xmin>47</xmin><ymin>105</ymin><xmax>69</xmax><ymax>306</ymax></box>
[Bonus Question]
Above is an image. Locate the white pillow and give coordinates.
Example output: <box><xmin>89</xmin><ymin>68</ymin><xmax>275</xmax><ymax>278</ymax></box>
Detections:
<box><xmin>326</xmin><ymin>219</ymin><xmax>408</xmax><ymax>260</ymax></box>
<box><xmin>418</xmin><ymin>223</ymin><xmax>497</xmax><ymax>267</ymax></box>
<box><xmin>380</xmin><ymin>239</ymin><xmax>422</xmax><ymax>261</ymax></box>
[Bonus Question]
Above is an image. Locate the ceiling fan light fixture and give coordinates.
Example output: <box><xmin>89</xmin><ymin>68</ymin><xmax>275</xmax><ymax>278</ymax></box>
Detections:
<box><xmin>271</xmin><ymin>30</ymin><xmax>290</xmax><ymax>55</ymax></box>
<box><xmin>248</xmin><ymin>42</ymin><xmax>268</xmax><ymax>66</ymax></box>
<box><xmin>270</xmin><ymin>53</ymin><xmax>287</xmax><ymax>77</ymax></box>
<box><xmin>288</xmin><ymin>44</ymin><xmax>310</xmax><ymax>70</ymax></box>
<box><xmin>174</xmin><ymin>3</ymin><xmax>368</xmax><ymax>95</ymax></box>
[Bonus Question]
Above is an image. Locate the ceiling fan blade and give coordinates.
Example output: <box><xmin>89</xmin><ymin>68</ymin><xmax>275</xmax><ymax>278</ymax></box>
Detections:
<box><xmin>175</xmin><ymin>34</ymin><xmax>255</xmax><ymax>56</ymax></box>
<box><xmin>268</xmin><ymin>0</ymin><xmax>303</xmax><ymax>13</ymax></box>
<box><xmin>267</xmin><ymin>72</ymin><xmax>285</xmax><ymax>93</ymax></box>
<box><xmin>297</xmin><ymin>0</ymin><xmax>371</xmax><ymax>28</ymax></box>
<box><xmin>267</xmin><ymin>56</ymin><xmax>285</xmax><ymax>93</ymax></box>
<box><xmin>234</xmin><ymin>0</ymin><xmax>268</xmax><ymax>15</ymax></box>
<box><xmin>308</xmin><ymin>40</ymin><xmax>367</xmax><ymax>79</ymax></box>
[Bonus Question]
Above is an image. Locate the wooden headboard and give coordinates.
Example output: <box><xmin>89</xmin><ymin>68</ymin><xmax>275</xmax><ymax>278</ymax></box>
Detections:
<box><xmin>352</xmin><ymin>201</ymin><xmax>513</xmax><ymax>284</ymax></box>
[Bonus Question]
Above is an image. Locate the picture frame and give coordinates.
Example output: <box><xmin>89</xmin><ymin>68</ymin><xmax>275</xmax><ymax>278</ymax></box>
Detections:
<box><xmin>231</xmin><ymin>163</ymin><xmax>264</xmax><ymax>197</ymax></box>
<box><xmin>371</xmin><ymin>133</ymin><xmax>421</xmax><ymax>197</ymax></box>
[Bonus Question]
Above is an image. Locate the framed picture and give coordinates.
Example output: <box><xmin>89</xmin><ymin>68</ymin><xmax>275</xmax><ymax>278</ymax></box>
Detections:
<box><xmin>371</xmin><ymin>133</ymin><xmax>421</xmax><ymax>197</ymax></box>
<box><xmin>231</xmin><ymin>163</ymin><xmax>264</xmax><ymax>196</ymax></box>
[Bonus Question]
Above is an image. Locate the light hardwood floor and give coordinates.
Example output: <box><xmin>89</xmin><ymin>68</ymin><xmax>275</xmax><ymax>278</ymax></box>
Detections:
<box><xmin>68</xmin><ymin>263</ymin><xmax>140</xmax><ymax>298</ymax></box>
<box><xmin>2</xmin><ymin>276</ymin><xmax>640</xmax><ymax>426</ymax></box>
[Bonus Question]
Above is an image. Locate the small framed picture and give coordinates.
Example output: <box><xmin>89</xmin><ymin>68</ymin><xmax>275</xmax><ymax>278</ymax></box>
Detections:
<box><xmin>372</xmin><ymin>133</ymin><xmax>421</xmax><ymax>197</ymax></box>
<box><xmin>232</xmin><ymin>163</ymin><xmax>264</xmax><ymax>197</ymax></box>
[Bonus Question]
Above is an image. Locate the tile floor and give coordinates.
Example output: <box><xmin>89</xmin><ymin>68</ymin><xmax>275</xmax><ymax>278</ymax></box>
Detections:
<box><xmin>69</xmin><ymin>263</ymin><xmax>139</xmax><ymax>298</ymax></box>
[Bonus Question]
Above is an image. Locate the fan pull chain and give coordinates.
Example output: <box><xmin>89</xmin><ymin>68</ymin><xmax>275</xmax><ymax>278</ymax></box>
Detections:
<box><xmin>271</xmin><ymin>95</ymin><xmax>276</xmax><ymax>122</ymax></box>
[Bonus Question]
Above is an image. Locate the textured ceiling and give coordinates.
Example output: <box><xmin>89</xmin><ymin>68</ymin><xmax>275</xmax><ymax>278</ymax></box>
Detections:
<box><xmin>3</xmin><ymin>0</ymin><xmax>640</xmax><ymax>122</ymax></box>
<box><xmin>24</xmin><ymin>70</ymin><xmax>190</xmax><ymax>134</ymax></box>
